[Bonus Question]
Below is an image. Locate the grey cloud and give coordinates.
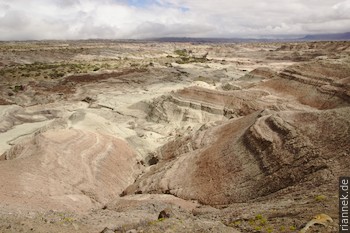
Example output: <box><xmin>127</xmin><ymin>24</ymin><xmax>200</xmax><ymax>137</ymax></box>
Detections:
<box><xmin>130</xmin><ymin>21</ymin><xmax>213</xmax><ymax>38</ymax></box>
<box><xmin>77</xmin><ymin>17</ymin><xmax>120</xmax><ymax>39</ymax></box>
<box><xmin>0</xmin><ymin>0</ymin><xmax>349</xmax><ymax>40</ymax></box>
<box><xmin>55</xmin><ymin>0</ymin><xmax>80</xmax><ymax>8</ymax></box>
<box><xmin>0</xmin><ymin>10</ymin><xmax>30</xmax><ymax>30</ymax></box>
<box><xmin>0</xmin><ymin>3</ymin><xmax>10</xmax><ymax>12</ymax></box>
<box><xmin>164</xmin><ymin>0</ymin><xmax>350</xmax><ymax>36</ymax></box>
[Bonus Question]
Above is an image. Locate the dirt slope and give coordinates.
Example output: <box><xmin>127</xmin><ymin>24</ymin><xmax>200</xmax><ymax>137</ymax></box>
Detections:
<box><xmin>0</xmin><ymin>129</ymin><xmax>140</xmax><ymax>212</ymax></box>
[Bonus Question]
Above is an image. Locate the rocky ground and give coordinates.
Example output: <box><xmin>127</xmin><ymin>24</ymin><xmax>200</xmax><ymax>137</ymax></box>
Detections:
<box><xmin>0</xmin><ymin>40</ymin><xmax>349</xmax><ymax>233</ymax></box>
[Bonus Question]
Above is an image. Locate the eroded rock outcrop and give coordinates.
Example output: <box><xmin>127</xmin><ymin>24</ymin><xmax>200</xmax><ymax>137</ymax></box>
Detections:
<box><xmin>124</xmin><ymin>107</ymin><xmax>350</xmax><ymax>205</ymax></box>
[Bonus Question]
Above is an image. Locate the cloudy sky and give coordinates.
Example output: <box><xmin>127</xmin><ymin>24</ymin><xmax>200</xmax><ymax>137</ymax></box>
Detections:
<box><xmin>0</xmin><ymin>0</ymin><xmax>349</xmax><ymax>40</ymax></box>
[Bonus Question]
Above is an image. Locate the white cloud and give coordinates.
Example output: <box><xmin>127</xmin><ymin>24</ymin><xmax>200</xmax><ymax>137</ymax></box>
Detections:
<box><xmin>0</xmin><ymin>0</ymin><xmax>349</xmax><ymax>40</ymax></box>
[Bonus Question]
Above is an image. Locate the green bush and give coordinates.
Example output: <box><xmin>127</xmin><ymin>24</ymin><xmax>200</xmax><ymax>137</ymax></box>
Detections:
<box><xmin>174</xmin><ymin>49</ymin><xmax>188</xmax><ymax>57</ymax></box>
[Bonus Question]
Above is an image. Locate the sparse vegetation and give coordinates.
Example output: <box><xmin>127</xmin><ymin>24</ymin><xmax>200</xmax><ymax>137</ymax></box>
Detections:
<box><xmin>174</xmin><ymin>49</ymin><xmax>208</xmax><ymax>64</ymax></box>
<box><xmin>228</xmin><ymin>215</ymin><xmax>295</xmax><ymax>233</ymax></box>
<box><xmin>62</xmin><ymin>217</ymin><xmax>74</xmax><ymax>223</ymax></box>
<box><xmin>0</xmin><ymin>60</ymin><xmax>126</xmax><ymax>83</ymax></box>
<box><xmin>232</xmin><ymin>220</ymin><xmax>241</xmax><ymax>226</ymax></box>
<box><xmin>315</xmin><ymin>194</ymin><xmax>327</xmax><ymax>202</ymax></box>
<box><xmin>249</xmin><ymin>218</ymin><xmax>256</xmax><ymax>226</ymax></box>
<box><xmin>174</xmin><ymin>49</ymin><xmax>188</xmax><ymax>57</ymax></box>
<box><xmin>13</xmin><ymin>85</ymin><xmax>24</xmax><ymax>92</ymax></box>
<box><xmin>148</xmin><ymin>217</ymin><xmax>166</xmax><ymax>225</ymax></box>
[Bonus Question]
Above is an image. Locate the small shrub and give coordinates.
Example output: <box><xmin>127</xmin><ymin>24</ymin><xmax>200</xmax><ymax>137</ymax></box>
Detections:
<box><xmin>249</xmin><ymin>219</ymin><xmax>255</xmax><ymax>226</ymax></box>
<box><xmin>259</xmin><ymin>218</ymin><xmax>267</xmax><ymax>225</ymax></box>
<box><xmin>14</xmin><ymin>85</ymin><xmax>24</xmax><ymax>92</ymax></box>
<box><xmin>254</xmin><ymin>226</ymin><xmax>262</xmax><ymax>231</ymax></box>
<box><xmin>63</xmin><ymin>217</ymin><xmax>74</xmax><ymax>223</ymax></box>
<box><xmin>174</xmin><ymin>49</ymin><xmax>187</xmax><ymax>57</ymax></box>
<box><xmin>315</xmin><ymin>195</ymin><xmax>327</xmax><ymax>202</ymax></box>
<box><xmin>233</xmin><ymin>220</ymin><xmax>241</xmax><ymax>226</ymax></box>
<box><xmin>148</xmin><ymin>217</ymin><xmax>166</xmax><ymax>225</ymax></box>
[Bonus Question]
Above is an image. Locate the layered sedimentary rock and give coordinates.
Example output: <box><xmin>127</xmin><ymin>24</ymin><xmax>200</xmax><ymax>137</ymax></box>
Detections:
<box><xmin>0</xmin><ymin>129</ymin><xmax>140</xmax><ymax>212</ymax></box>
<box><xmin>0</xmin><ymin>41</ymin><xmax>349</xmax><ymax>232</ymax></box>
<box><xmin>124</xmin><ymin>107</ymin><xmax>350</xmax><ymax>206</ymax></box>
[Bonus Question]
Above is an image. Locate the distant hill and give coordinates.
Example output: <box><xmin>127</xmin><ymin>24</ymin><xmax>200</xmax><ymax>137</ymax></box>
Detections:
<box><xmin>301</xmin><ymin>32</ymin><xmax>350</xmax><ymax>41</ymax></box>
<box><xmin>150</xmin><ymin>37</ymin><xmax>255</xmax><ymax>43</ymax></box>
<box><xmin>148</xmin><ymin>33</ymin><xmax>350</xmax><ymax>43</ymax></box>
<box><xmin>149</xmin><ymin>37</ymin><xmax>286</xmax><ymax>43</ymax></box>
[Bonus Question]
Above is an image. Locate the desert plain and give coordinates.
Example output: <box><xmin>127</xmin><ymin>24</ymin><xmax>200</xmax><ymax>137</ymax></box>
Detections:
<box><xmin>0</xmin><ymin>40</ymin><xmax>349</xmax><ymax>232</ymax></box>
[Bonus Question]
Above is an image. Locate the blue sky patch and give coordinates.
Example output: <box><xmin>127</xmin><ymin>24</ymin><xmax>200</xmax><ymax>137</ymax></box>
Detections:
<box><xmin>179</xmin><ymin>6</ymin><xmax>190</xmax><ymax>12</ymax></box>
<box><xmin>127</xmin><ymin>0</ymin><xmax>157</xmax><ymax>8</ymax></box>
<box><xmin>127</xmin><ymin>0</ymin><xmax>190</xmax><ymax>11</ymax></box>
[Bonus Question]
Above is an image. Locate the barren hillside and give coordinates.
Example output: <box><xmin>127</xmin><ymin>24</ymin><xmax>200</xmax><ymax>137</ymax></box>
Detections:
<box><xmin>0</xmin><ymin>41</ymin><xmax>349</xmax><ymax>233</ymax></box>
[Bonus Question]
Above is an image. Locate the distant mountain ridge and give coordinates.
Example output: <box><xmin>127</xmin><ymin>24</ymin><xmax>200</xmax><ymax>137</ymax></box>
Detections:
<box><xmin>302</xmin><ymin>32</ymin><xmax>350</xmax><ymax>41</ymax></box>
<box><xmin>1</xmin><ymin>32</ymin><xmax>349</xmax><ymax>43</ymax></box>
<box><xmin>149</xmin><ymin>32</ymin><xmax>350</xmax><ymax>43</ymax></box>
